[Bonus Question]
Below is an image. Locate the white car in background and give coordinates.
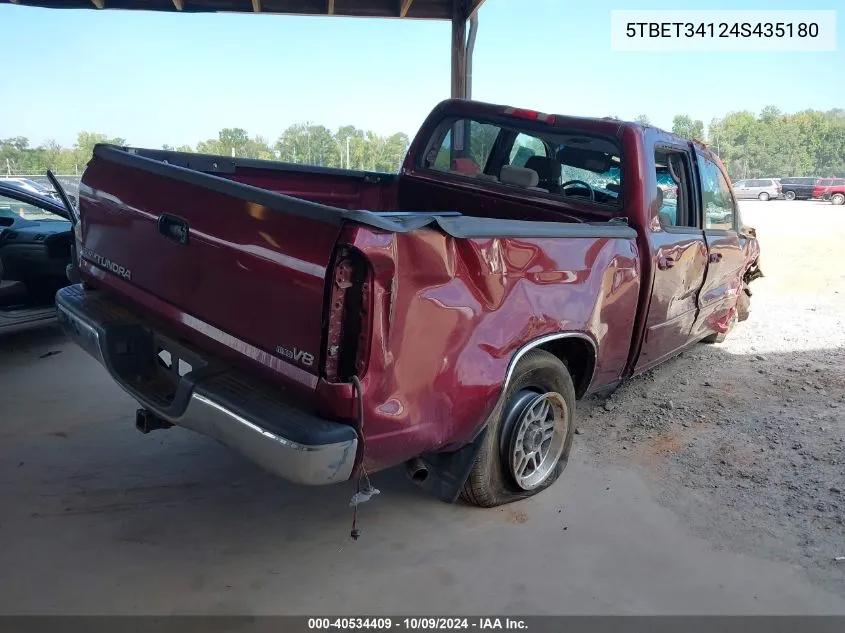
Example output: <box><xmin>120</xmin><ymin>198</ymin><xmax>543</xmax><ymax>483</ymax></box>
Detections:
<box><xmin>731</xmin><ymin>178</ymin><xmax>781</xmax><ymax>201</ymax></box>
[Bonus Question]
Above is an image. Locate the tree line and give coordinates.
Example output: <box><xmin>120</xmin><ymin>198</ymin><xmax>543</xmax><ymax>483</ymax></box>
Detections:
<box><xmin>633</xmin><ymin>107</ymin><xmax>845</xmax><ymax>179</ymax></box>
<box><xmin>1</xmin><ymin>125</ymin><xmax>411</xmax><ymax>177</ymax></box>
<box><xmin>3</xmin><ymin>106</ymin><xmax>843</xmax><ymax>180</ymax></box>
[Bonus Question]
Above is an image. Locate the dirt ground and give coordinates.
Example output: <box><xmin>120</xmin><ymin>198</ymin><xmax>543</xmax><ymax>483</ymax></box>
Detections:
<box><xmin>0</xmin><ymin>199</ymin><xmax>843</xmax><ymax>614</ymax></box>
<box><xmin>579</xmin><ymin>199</ymin><xmax>845</xmax><ymax>589</ymax></box>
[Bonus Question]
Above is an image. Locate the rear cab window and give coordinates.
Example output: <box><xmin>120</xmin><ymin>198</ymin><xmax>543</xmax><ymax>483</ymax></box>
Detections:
<box><xmin>420</xmin><ymin>116</ymin><xmax>623</xmax><ymax>208</ymax></box>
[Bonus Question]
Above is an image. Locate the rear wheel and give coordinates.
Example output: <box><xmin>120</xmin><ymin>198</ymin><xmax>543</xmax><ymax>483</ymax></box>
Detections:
<box><xmin>758</xmin><ymin>192</ymin><xmax>770</xmax><ymax>201</ymax></box>
<box><xmin>785</xmin><ymin>190</ymin><xmax>796</xmax><ymax>201</ymax></box>
<box><xmin>831</xmin><ymin>193</ymin><xmax>845</xmax><ymax>206</ymax></box>
<box><xmin>461</xmin><ymin>350</ymin><xmax>576</xmax><ymax>508</ymax></box>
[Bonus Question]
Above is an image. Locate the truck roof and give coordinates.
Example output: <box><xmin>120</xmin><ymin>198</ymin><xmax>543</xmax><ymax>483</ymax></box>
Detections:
<box><xmin>431</xmin><ymin>99</ymin><xmax>720</xmax><ymax>163</ymax></box>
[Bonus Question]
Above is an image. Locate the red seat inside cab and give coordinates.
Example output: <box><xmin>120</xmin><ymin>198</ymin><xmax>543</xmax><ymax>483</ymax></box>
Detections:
<box><xmin>451</xmin><ymin>157</ymin><xmax>480</xmax><ymax>176</ymax></box>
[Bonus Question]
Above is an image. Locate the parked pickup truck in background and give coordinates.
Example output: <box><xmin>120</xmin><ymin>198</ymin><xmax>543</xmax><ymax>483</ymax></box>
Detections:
<box><xmin>55</xmin><ymin>100</ymin><xmax>762</xmax><ymax>507</ymax></box>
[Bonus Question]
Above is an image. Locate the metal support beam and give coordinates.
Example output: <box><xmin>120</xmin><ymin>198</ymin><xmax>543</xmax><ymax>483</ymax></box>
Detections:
<box><xmin>466</xmin><ymin>11</ymin><xmax>477</xmax><ymax>100</ymax></box>
<box><xmin>327</xmin><ymin>0</ymin><xmax>334</xmax><ymax>14</ymax></box>
<box><xmin>172</xmin><ymin>0</ymin><xmax>184</xmax><ymax>9</ymax></box>
<box><xmin>399</xmin><ymin>0</ymin><xmax>413</xmax><ymax>17</ymax></box>
<box><xmin>90</xmin><ymin>0</ymin><xmax>104</xmax><ymax>8</ymax></box>
<box><xmin>450</xmin><ymin>1</ymin><xmax>467</xmax><ymax>99</ymax></box>
<box><xmin>466</xmin><ymin>0</ymin><xmax>485</xmax><ymax>18</ymax></box>
<box><xmin>251</xmin><ymin>0</ymin><xmax>261</xmax><ymax>12</ymax></box>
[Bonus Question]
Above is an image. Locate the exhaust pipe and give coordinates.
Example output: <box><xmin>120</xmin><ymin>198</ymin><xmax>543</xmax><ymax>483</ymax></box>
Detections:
<box><xmin>405</xmin><ymin>457</ymin><xmax>429</xmax><ymax>483</ymax></box>
<box><xmin>135</xmin><ymin>408</ymin><xmax>173</xmax><ymax>434</ymax></box>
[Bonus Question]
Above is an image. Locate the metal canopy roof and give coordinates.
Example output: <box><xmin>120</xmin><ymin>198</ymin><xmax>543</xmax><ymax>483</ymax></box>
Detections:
<box><xmin>3</xmin><ymin>0</ymin><xmax>485</xmax><ymax>20</ymax></box>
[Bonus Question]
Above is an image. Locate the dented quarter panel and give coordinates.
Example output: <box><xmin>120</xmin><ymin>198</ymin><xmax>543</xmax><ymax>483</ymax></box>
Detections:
<box><xmin>341</xmin><ymin>226</ymin><xmax>641</xmax><ymax>472</ymax></box>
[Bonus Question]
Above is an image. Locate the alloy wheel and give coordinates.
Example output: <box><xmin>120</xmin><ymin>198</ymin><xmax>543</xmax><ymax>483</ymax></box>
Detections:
<box><xmin>507</xmin><ymin>391</ymin><xmax>569</xmax><ymax>491</ymax></box>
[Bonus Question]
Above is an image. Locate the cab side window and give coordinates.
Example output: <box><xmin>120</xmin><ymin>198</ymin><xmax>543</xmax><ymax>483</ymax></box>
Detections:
<box><xmin>697</xmin><ymin>154</ymin><xmax>737</xmax><ymax>230</ymax></box>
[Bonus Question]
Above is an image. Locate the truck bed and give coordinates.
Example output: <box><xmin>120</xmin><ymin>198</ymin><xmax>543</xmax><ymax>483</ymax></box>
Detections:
<box><xmin>75</xmin><ymin>145</ymin><xmax>638</xmax><ymax>416</ymax></box>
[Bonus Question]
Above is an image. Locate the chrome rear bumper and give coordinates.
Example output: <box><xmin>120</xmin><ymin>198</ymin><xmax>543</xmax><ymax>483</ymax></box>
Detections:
<box><xmin>56</xmin><ymin>285</ymin><xmax>358</xmax><ymax>486</ymax></box>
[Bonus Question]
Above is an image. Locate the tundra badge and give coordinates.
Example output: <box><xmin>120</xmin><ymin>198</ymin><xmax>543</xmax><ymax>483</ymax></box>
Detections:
<box><xmin>80</xmin><ymin>247</ymin><xmax>132</xmax><ymax>281</ymax></box>
<box><xmin>275</xmin><ymin>345</ymin><xmax>315</xmax><ymax>367</ymax></box>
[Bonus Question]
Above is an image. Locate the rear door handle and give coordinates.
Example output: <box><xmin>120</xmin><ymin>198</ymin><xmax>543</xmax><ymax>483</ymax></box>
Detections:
<box><xmin>709</xmin><ymin>252</ymin><xmax>723</xmax><ymax>263</ymax></box>
<box><xmin>658</xmin><ymin>256</ymin><xmax>675</xmax><ymax>270</ymax></box>
<box><xmin>158</xmin><ymin>214</ymin><xmax>190</xmax><ymax>245</ymax></box>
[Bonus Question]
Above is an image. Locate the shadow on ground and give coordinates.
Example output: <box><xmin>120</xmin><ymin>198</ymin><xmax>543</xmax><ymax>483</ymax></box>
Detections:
<box><xmin>1</xmin><ymin>324</ymin><xmax>844</xmax><ymax>614</ymax></box>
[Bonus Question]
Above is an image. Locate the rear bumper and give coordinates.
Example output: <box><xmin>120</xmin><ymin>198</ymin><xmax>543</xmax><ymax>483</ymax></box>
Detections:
<box><xmin>55</xmin><ymin>285</ymin><xmax>358</xmax><ymax>486</ymax></box>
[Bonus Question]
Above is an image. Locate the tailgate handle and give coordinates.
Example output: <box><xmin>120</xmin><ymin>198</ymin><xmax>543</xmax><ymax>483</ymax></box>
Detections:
<box><xmin>158</xmin><ymin>214</ymin><xmax>190</xmax><ymax>245</ymax></box>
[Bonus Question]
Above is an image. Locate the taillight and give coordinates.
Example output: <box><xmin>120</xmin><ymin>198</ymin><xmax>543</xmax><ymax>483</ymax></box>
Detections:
<box><xmin>503</xmin><ymin>107</ymin><xmax>555</xmax><ymax>124</ymax></box>
<box><xmin>323</xmin><ymin>247</ymin><xmax>372</xmax><ymax>382</ymax></box>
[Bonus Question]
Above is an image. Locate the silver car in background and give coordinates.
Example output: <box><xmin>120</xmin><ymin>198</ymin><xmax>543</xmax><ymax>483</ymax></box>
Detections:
<box><xmin>732</xmin><ymin>178</ymin><xmax>781</xmax><ymax>201</ymax></box>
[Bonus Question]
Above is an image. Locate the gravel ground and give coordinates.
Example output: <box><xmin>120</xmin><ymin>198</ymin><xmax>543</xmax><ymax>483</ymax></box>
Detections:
<box><xmin>577</xmin><ymin>200</ymin><xmax>845</xmax><ymax>593</ymax></box>
<box><xmin>1</xmin><ymin>199</ymin><xmax>844</xmax><ymax>614</ymax></box>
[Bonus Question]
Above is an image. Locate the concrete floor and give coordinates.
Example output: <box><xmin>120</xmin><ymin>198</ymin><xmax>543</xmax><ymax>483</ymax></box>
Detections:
<box><xmin>2</xmin><ymin>328</ymin><xmax>844</xmax><ymax>615</ymax></box>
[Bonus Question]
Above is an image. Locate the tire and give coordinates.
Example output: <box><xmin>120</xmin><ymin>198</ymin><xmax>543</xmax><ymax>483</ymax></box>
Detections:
<box><xmin>832</xmin><ymin>193</ymin><xmax>845</xmax><ymax>206</ymax></box>
<box><xmin>461</xmin><ymin>350</ymin><xmax>576</xmax><ymax>508</ymax></box>
<box><xmin>784</xmin><ymin>190</ymin><xmax>796</xmax><ymax>201</ymax></box>
<box><xmin>758</xmin><ymin>192</ymin><xmax>770</xmax><ymax>201</ymax></box>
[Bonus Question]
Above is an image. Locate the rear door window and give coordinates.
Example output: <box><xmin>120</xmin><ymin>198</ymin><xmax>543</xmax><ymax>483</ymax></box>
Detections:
<box><xmin>655</xmin><ymin>150</ymin><xmax>696</xmax><ymax>229</ymax></box>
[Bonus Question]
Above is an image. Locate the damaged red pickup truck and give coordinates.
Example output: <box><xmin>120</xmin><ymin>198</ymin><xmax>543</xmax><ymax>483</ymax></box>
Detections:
<box><xmin>56</xmin><ymin>100</ymin><xmax>762</xmax><ymax>507</ymax></box>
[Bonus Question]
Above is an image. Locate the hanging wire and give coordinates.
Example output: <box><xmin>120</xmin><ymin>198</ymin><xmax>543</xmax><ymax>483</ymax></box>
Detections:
<box><xmin>350</xmin><ymin>375</ymin><xmax>374</xmax><ymax>540</ymax></box>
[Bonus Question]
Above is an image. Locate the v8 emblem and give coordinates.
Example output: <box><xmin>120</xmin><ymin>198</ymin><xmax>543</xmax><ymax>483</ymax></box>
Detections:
<box><xmin>275</xmin><ymin>345</ymin><xmax>314</xmax><ymax>367</ymax></box>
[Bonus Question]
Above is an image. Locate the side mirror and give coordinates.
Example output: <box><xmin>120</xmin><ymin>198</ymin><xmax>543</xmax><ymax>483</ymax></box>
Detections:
<box><xmin>740</xmin><ymin>226</ymin><xmax>757</xmax><ymax>239</ymax></box>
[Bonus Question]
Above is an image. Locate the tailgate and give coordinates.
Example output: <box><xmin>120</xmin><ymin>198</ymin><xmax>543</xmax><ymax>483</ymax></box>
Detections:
<box><xmin>76</xmin><ymin>145</ymin><xmax>345</xmax><ymax>383</ymax></box>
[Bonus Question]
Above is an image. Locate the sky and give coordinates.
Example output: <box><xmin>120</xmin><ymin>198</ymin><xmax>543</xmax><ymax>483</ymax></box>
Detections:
<box><xmin>0</xmin><ymin>0</ymin><xmax>842</xmax><ymax>149</ymax></box>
